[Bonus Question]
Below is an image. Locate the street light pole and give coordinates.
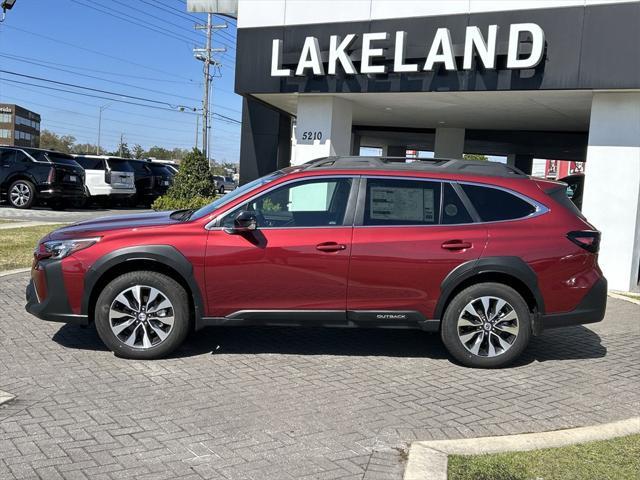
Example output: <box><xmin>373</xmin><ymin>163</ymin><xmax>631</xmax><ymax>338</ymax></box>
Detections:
<box><xmin>96</xmin><ymin>103</ymin><xmax>112</xmax><ymax>155</ymax></box>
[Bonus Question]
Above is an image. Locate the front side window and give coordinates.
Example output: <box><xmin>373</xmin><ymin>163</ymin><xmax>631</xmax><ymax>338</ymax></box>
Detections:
<box><xmin>461</xmin><ymin>184</ymin><xmax>536</xmax><ymax>222</ymax></box>
<box><xmin>364</xmin><ymin>178</ymin><xmax>441</xmax><ymax>226</ymax></box>
<box><xmin>222</xmin><ymin>178</ymin><xmax>353</xmax><ymax>228</ymax></box>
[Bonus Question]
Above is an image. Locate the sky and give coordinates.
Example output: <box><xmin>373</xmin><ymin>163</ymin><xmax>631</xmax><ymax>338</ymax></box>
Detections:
<box><xmin>0</xmin><ymin>0</ymin><xmax>241</xmax><ymax>163</ymax></box>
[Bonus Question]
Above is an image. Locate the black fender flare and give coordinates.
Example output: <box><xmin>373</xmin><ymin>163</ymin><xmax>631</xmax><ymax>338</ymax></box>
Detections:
<box><xmin>434</xmin><ymin>256</ymin><xmax>545</xmax><ymax>320</ymax></box>
<box><xmin>82</xmin><ymin>245</ymin><xmax>205</xmax><ymax>323</ymax></box>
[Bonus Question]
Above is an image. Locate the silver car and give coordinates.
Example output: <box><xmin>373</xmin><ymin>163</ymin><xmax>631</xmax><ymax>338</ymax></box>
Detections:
<box><xmin>213</xmin><ymin>175</ymin><xmax>236</xmax><ymax>194</ymax></box>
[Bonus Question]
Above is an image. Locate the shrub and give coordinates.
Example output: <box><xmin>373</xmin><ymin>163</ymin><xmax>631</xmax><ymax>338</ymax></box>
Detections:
<box><xmin>151</xmin><ymin>195</ymin><xmax>217</xmax><ymax>211</ymax></box>
<box><xmin>152</xmin><ymin>148</ymin><xmax>218</xmax><ymax>211</ymax></box>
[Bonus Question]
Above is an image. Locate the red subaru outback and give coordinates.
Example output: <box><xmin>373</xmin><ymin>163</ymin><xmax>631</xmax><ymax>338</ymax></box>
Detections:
<box><xmin>26</xmin><ymin>157</ymin><xmax>607</xmax><ymax>368</ymax></box>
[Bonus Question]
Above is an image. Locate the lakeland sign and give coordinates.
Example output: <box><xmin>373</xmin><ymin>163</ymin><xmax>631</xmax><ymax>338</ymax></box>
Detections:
<box><xmin>271</xmin><ymin>23</ymin><xmax>545</xmax><ymax>77</ymax></box>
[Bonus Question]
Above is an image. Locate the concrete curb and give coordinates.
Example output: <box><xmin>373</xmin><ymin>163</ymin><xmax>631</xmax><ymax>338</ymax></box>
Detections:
<box><xmin>0</xmin><ymin>390</ymin><xmax>16</xmax><ymax>406</ymax></box>
<box><xmin>0</xmin><ymin>267</ymin><xmax>30</xmax><ymax>278</ymax></box>
<box><xmin>608</xmin><ymin>291</ymin><xmax>640</xmax><ymax>306</ymax></box>
<box><xmin>403</xmin><ymin>417</ymin><xmax>640</xmax><ymax>480</ymax></box>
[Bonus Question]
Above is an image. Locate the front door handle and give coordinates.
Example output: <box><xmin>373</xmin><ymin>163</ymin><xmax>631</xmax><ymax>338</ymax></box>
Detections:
<box><xmin>441</xmin><ymin>240</ymin><xmax>472</xmax><ymax>250</ymax></box>
<box><xmin>316</xmin><ymin>242</ymin><xmax>347</xmax><ymax>252</ymax></box>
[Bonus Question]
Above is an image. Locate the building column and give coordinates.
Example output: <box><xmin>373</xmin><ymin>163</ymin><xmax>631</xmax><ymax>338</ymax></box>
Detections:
<box><xmin>582</xmin><ymin>92</ymin><xmax>640</xmax><ymax>292</ymax></box>
<box><xmin>434</xmin><ymin>128</ymin><xmax>465</xmax><ymax>159</ymax></box>
<box><xmin>239</xmin><ymin>97</ymin><xmax>292</xmax><ymax>184</ymax></box>
<box><xmin>507</xmin><ymin>153</ymin><xmax>534</xmax><ymax>174</ymax></box>
<box><xmin>292</xmin><ymin>96</ymin><xmax>353</xmax><ymax>165</ymax></box>
<box><xmin>382</xmin><ymin>145</ymin><xmax>407</xmax><ymax>157</ymax></box>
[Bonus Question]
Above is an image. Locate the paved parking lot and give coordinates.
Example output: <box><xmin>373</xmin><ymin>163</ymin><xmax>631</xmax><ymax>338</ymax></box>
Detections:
<box><xmin>0</xmin><ymin>205</ymin><xmax>152</xmax><ymax>224</ymax></box>
<box><xmin>1</xmin><ymin>271</ymin><xmax>639</xmax><ymax>480</ymax></box>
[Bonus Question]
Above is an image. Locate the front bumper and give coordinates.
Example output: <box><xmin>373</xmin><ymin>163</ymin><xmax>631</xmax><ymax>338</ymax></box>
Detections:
<box><xmin>538</xmin><ymin>276</ymin><xmax>607</xmax><ymax>331</ymax></box>
<box><xmin>25</xmin><ymin>261</ymin><xmax>88</xmax><ymax>325</ymax></box>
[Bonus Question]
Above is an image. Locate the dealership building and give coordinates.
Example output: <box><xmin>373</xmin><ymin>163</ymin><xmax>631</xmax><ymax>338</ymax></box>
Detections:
<box><xmin>210</xmin><ymin>0</ymin><xmax>640</xmax><ymax>292</ymax></box>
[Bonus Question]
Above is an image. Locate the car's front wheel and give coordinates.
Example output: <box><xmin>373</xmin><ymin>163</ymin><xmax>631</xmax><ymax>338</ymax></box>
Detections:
<box><xmin>94</xmin><ymin>271</ymin><xmax>190</xmax><ymax>359</ymax></box>
<box><xmin>218</xmin><ymin>185</ymin><xmax>225</xmax><ymax>194</ymax></box>
<box><xmin>441</xmin><ymin>282</ymin><xmax>531</xmax><ymax>368</ymax></box>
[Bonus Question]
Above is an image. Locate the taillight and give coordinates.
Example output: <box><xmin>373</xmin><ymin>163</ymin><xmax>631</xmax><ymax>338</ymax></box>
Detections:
<box><xmin>567</xmin><ymin>230</ymin><xmax>600</xmax><ymax>253</ymax></box>
<box><xmin>47</xmin><ymin>167</ymin><xmax>55</xmax><ymax>183</ymax></box>
<box><xmin>105</xmin><ymin>169</ymin><xmax>112</xmax><ymax>184</ymax></box>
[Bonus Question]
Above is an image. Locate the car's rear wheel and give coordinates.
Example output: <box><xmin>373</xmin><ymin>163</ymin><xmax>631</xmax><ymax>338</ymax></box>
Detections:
<box><xmin>94</xmin><ymin>271</ymin><xmax>190</xmax><ymax>359</ymax></box>
<box><xmin>8</xmin><ymin>180</ymin><xmax>35</xmax><ymax>209</ymax></box>
<box><xmin>441</xmin><ymin>283</ymin><xmax>531</xmax><ymax>368</ymax></box>
<box><xmin>218</xmin><ymin>185</ymin><xmax>225</xmax><ymax>194</ymax></box>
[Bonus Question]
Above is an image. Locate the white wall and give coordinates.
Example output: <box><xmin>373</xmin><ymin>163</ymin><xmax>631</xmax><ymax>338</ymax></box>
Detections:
<box><xmin>237</xmin><ymin>0</ymin><xmax>637</xmax><ymax>28</ymax></box>
<box><xmin>582</xmin><ymin>92</ymin><xmax>640</xmax><ymax>292</ymax></box>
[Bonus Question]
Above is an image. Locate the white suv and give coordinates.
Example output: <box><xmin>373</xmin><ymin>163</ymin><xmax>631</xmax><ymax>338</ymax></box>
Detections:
<box><xmin>73</xmin><ymin>155</ymin><xmax>135</xmax><ymax>206</ymax></box>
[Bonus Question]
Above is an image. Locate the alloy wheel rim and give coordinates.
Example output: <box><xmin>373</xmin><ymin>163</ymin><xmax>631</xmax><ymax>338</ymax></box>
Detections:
<box><xmin>109</xmin><ymin>285</ymin><xmax>175</xmax><ymax>349</ymax></box>
<box><xmin>457</xmin><ymin>296</ymin><xmax>519</xmax><ymax>358</ymax></box>
<box><xmin>10</xmin><ymin>183</ymin><xmax>30</xmax><ymax>207</ymax></box>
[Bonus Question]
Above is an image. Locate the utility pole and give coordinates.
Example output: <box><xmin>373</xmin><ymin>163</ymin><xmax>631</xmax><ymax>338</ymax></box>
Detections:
<box><xmin>119</xmin><ymin>133</ymin><xmax>124</xmax><ymax>157</ymax></box>
<box><xmin>96</xmin><ymin>103</ymin><xmax>112</xmax><ymax>155</ymax></box>
<box><xmin>195</xmin><ymin>114</ymin><xmax>199</xmax><ymax>150</ymax></box>
<box><xmin>194</xmin><ymin>14</ymin><xmax>226</xmax><ymax>166</ymax></box>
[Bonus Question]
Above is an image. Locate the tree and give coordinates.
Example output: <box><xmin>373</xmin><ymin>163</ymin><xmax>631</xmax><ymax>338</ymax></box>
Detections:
<box><xmin>39</xmin><ymin>130</ymin><xmax>76</xmax><ymax>153</ymax></box>
<box><xmin>146</xmin><ymin>146</ymin><xmax>173</xmax><ymax>160</ymax></box>
<box><xmin>111</xmin><ymin>139</ymin><xmax>131</xmax><ymax>158</ymax></box>
<box><xmin>132</xmin><ymin>144</ymin><xmax>145</xmax><ymax>159</ymax></box>
<box><xmin>152</xmin><ymin>148</ymin><xmax>218</xmax><ymax>210</ymax></box>
<box><xmin>166</xmin><ymin>148</ymin><xmax>217</xmax><ymax>199</ymax></box>
<box><xmin>463</xmin><ymin>154</ymin><xmax>488</xmax><ymax>161</ymax></box>
<box><xmin>71</xmin><ymin>143</ymin><xmax>103</xmax><ymax>155</ymax></box>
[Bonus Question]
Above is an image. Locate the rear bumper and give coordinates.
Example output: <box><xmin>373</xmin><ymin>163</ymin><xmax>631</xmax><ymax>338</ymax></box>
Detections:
<box><xmin>87</xmin><ymin>185</ymin><xmax>136</xmax><ymax>197</ymax></box>
<box><xmin>37</xmin><ymin>187</ymin><xmax>85</xmax><ymax>200</ymax></box>
<box><xmin>25</xmin><ymin>262</ymin><xmax>88</xmax><ymax>325</ymax></box>
<box><xmin>538</xmin><ymin>276</ymin><xmax>607</xmax><ymax>331</ymax></box>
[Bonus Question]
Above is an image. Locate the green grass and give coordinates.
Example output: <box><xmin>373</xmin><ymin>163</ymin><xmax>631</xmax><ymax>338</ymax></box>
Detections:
<box><xmin>448</xmin><ymin>434</ymin><xmax>640</xmax><ymax>480</ymax></box>
<box><xmin>0</xmin><ymin>224</ymin><xmax>66</xmax><ymax>271</ymax></box>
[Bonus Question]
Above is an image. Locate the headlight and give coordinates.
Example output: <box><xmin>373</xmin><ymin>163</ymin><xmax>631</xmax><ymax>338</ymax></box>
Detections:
<box><xmin>37</xmin><ymin>237</ymin><xmax>101</xmax><ymax>260</ymax></box>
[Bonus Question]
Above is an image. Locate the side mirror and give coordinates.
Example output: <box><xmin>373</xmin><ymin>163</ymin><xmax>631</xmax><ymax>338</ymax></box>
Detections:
<box><xmin>224</xmin><ymin>210</ymin><xmax>257</xmax><ymax>234</ymax></box>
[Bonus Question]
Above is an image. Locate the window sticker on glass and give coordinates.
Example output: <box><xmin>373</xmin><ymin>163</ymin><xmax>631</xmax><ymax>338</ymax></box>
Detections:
<box><xmin>370</xmin><ymin>187</ymin><xmax>435</xmax><ymax>222</ymax></box>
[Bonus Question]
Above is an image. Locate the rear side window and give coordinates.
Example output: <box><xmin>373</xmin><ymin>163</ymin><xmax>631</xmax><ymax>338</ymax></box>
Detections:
<box><xmin>364</xmin><ymin>178</ymin><xmax>441</xmax><ymax>226</ymax></box>
<box><xmin>75</xmin><ymin>157</ymin><xmax>105</xmax><ymax>170</ymax></box>
<box><xmin>442</xmin><ymin>183</ymin><xmax>473</xmax><ymax>224</ymax></box>
<box><xmin>38</xmin><ymin>151</ymin><xmax>79</xmax><ymax>166</ymax></box>
<box><xmin>461</xmin><ymin>184</ymin><xmax>536</xmax><ymax>222</ymax></box>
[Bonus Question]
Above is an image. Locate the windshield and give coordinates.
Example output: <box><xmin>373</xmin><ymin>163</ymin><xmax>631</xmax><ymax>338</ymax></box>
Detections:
<box><xmin>190</xmin><ymin>171</ymin><xmax>284</xmax><ymax>220</ymax></box>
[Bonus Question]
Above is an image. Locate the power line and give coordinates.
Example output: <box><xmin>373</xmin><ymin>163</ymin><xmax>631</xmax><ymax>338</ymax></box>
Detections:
<box><xmin>69</xmin><ymin>0</ymin><xmax>199</xmax><ymax>47</ymax></box>
<box><xmin>2</xmin><ymin>24</ymin><xmax>198</xmax><ymax>82</ymax></box>
<box><xmin>0</xmin><ymin>69</ymin><xmax>198</xmax><ymax>110</ymax></box>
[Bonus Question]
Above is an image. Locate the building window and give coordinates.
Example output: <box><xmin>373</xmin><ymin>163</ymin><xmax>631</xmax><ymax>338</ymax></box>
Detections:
<box><xmin>0</xmin><ymin>129</ymin><xmax>11</xmax><ymax>139</ymax></box>
<box><xmin>0</xmin><ymin>113</ymin><xmax>12</xmax><ymax>123</ymax></box>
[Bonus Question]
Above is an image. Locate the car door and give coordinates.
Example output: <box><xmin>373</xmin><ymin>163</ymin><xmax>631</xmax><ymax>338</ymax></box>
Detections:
<box><xmin>0</xmin><ymin>150</ymin><xmax>16</xmax><ymax>190</ymax></box>
<box><xmin>347</xmin><ymin>177</ymin><xmax>488</xmax><ymax>322</ymax></box>
<box><xmin>204</xmin><ymin>176</ymin><xmax>357</xmax><ymax>319</ymax></box>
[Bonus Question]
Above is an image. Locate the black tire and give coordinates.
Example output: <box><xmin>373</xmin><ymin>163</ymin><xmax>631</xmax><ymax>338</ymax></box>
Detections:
<box><xmin>218</xmin><ymin>186</ymin><xmax>225</xmax><ymax>194</ymax></box>
<box><xmin>441</xmin><ymin>282</ymin><xmax>531</xmax><ymax>368</ymax></box>
<box><xmin>7</xmin><ymin>179</ymin><xmax>35</xmax><ymax>209</ymax></box>
<box><xmin>94</xmin><ymin>271</ymin><xmax>190</xmax><ymax>359</ymax></box>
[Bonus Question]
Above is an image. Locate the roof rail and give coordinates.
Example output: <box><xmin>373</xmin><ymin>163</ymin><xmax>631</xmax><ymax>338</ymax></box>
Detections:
<box><xmin>303</xmin><ymin>156</ymin><xmax>525</xmax><ymax>177</ymax></box>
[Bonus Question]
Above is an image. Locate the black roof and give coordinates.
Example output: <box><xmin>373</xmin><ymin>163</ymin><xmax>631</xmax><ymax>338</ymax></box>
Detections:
<box><xmin>302</xmin><ymin>156</ymin><xmax>526</xmax><ymax>178</ymax></box>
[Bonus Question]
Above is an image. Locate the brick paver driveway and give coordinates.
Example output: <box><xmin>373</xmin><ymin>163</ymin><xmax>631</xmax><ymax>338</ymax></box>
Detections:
<box><xmin>1</xmin><ymin>271</ymin><xmax>639</xmax><ymax>479</ymax></box>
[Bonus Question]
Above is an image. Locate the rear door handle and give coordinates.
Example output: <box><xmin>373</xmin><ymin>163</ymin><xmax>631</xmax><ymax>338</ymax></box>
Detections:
<box><xmin>316</xmin><ymin>242</ymin><xmax>347</xmax><ymax>252</ymax></box>
<box><xmin>441</xmin><ymin>240</ymin><xmax>473</xmax><ymax>250</ymax></box>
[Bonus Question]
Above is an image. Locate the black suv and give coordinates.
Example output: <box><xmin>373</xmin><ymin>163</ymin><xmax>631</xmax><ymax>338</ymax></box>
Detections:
<box><xmin>128</xmin><ymin>160</ymin><xmax>173</xmax><ymax>207</ymax></box>
<box><xmin>0</xmin><ymin>147</ymin><xmax>85</xmax><ymax>209</ymax></box>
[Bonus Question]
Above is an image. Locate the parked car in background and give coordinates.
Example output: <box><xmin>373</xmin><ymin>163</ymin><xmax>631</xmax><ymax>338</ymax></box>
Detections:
<box><xmin>73</xmin><ymin>155</ymin><xmax>135</xmax><ymax>207</ymax></box>
<box><xmin>559</xmin><ymin>173</ymin><xmax>584</xmax><ymax>210</ymax></box>
<box><xmin>213</xmin><ymin>175</ymin><xmax>236</xmax><ymax>194</ymax></box>
<box><xmin>26</xmin><ymin>156</ymin><xmax>606</xmax><ymax>367</ymax></box>
<box><xmin>126</xmin><ymin>160</ymin><xmax>174</xmax><ymax>207</ymax></box>
<box><xmin>0</xmin><ymin>146</ymin><xmax>85</xmax><ymax>210</ymax></box>
<box><xmin>149</xmin><ymin>159</ymin><xmax>179</xmax><ymax>175</ymax></box>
